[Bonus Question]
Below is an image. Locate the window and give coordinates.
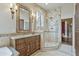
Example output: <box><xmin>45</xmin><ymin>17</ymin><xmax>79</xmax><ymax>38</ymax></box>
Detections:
<box><xmin>35</xmin><ymin>11</ymin><xmax>44</xmax><ymax>32</ymax></box>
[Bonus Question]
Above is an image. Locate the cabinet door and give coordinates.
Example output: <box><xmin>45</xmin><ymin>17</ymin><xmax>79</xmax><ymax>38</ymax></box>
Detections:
<box><xmin>35</xmin><ymin>35</ymin><xmax>40</xmax><ymax>50</ymax></box>
<box><xmin>27</xmin><ymin>36</ymin><xmax>37</xmax><ymax>55</ymax></box>
<box><xmin>15</xmin><ymin>39</ymin><xmax>27</xmax><ymax>56</ymax></box>
<box><xmin>31</xmin><ymin>36</ymin><xmax>36</xmax><ymax>53</ymax></box>
<box><xmin>24</xmin><ymin>37</ymin><xmax>29</xmax><ymax>56</ymax></box>
<box><xmin>28</xmin><ymin>37</ymin><xmax>34</xmax><ymax>55</ymax></box>
<box><xmin>16</xmin><ymin>39</ymin><xmax>25</xmax><ymax>49</ymax></box>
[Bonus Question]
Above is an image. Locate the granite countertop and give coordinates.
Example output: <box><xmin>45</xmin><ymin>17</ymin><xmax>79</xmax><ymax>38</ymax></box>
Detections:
<box><xmin>10</xmin><ymin>33</ymin><xmax>40</xmax><ymax>40</ymax></box>
<box><xmin>0</xmin><ymin>32</ymin><xmax>37</xmax><ymax>37</ymax></box>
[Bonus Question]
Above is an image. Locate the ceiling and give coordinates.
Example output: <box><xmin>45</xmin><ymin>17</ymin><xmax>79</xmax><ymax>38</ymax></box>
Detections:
<box><xmin>37</xmin><ymin>3</ymin><xmax>74</xmax><ymax>12</ymax></box>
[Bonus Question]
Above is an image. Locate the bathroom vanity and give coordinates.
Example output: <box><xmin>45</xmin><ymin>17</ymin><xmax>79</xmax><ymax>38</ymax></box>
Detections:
<box><xmin>10</xmin><ymin>34</ymin><xmax>41</xmax><ymax>56</ymax></box>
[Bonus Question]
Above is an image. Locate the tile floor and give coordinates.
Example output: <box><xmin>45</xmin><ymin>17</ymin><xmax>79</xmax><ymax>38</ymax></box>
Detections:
<box><xmin>32</xmin><ymin>44</ymin><xmax>75</xmax><ymax>56</ymax></box>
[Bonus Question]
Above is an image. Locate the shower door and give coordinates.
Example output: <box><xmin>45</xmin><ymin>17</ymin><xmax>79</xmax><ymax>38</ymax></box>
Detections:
<box><xmin>44</xmin><ymin>10</ymin><xmax>61</xmax><ymax>48</ymax></box>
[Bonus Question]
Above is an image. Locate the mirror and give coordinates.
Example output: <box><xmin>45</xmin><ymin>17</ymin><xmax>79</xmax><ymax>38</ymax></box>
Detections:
<box><xmin>16</xmin><ymin>4</ymin><xmax>31</xmax><ymax>32</ymax></box>
<box><xmin>20</xmin><ymin>8</ymin><xmax>29</xmax><ymax>31</ymax></box>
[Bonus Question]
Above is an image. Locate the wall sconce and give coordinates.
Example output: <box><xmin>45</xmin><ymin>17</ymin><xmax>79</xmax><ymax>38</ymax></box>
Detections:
<box><xmin>45</xmin><ymin>3</ymin><xmax>48</xmax><ymax>5</ymax></box>
<box><xmin>31</xmin><ymin>10</ymin><xmax>35</xmax><ymax>23</ymax></box>
<box><xmin>10</xmin><ymin>3</ymin><xmax>17</xmax><ymax>19</ymax></box>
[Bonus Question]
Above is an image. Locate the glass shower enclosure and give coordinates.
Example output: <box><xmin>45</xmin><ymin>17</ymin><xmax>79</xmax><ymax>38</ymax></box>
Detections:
<box><xmin>44</xmin><ymin>8</ymin><xmax>61</xmax><ymax>49</ymax></box>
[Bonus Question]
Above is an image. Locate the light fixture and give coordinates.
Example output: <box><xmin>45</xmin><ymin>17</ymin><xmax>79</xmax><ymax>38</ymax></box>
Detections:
<box><xmin>45</xmin><ymin>3</ymin><xmax>48</xmax><ymax>5</ymax></box>
<box><xmin>10</xmin><ymin>3</ymin><xmax>17</xmax><ymax>19</ymax></box>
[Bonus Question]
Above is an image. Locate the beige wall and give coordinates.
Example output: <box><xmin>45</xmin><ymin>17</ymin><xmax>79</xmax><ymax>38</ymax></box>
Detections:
<box><xmin>0</xmin><ymin>3</ymin><xmax>16</xmax><ymax>34</ymax></box>
<box><xmin>61</xmin><ymin>4</ymin><xmax>74</xmax><ymax>19</ymax></box>
<box><xmin>0</xmin><ymin>37</ymin><xmax>10</xmax><ymax>47</ymax></box>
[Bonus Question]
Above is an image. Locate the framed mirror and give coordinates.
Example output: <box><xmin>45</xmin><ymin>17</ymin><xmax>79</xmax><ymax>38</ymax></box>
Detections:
<box><xmin>16</xmin><ymin>4</ymin><xmax>31</xmax><ymax>33</ymax></box>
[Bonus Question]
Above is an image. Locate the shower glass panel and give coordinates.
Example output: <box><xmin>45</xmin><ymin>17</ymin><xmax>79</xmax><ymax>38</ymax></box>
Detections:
<box><xmin>44</xmin><ymin>9</ymin><xmax>61</xmax><ymax>48</ymax></box>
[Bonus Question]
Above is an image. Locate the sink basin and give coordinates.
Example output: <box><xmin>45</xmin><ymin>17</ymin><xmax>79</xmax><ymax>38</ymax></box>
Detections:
<box><xmin>0</xmin><ymin>47</ymin><xmax>12</xmax><ymax>56</ymax></box>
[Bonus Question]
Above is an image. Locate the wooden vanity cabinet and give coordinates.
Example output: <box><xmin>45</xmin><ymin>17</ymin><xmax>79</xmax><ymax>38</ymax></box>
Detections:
<box><xmin>10</xmin><ymin>35</ymin><xmax>40</xmax><ymax>56</ymax></box>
